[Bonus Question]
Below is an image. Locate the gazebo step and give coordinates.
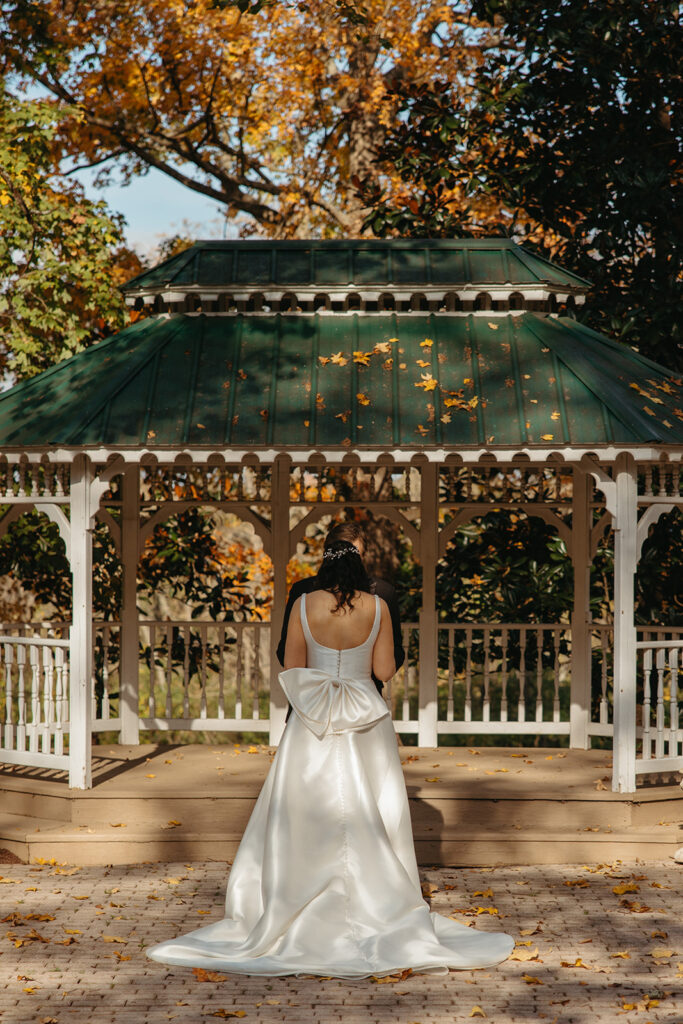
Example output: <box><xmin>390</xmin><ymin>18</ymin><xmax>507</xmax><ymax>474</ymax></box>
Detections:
<box><xmin>1</xmin><ymin>811</ymin><xmax>680</xmax><ymax>868</ymax></box>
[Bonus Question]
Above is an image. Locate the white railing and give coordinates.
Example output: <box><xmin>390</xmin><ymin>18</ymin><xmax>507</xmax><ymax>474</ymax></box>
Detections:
<box><xmin>0</xmin><ymin>634</ymin><xmax>70</xmax><ymax>770</ymax></box>
<box><xmin>636</xmin><ymin>635</ymin><xmax>683</xmax><ymax>774</ymax></box>
<box><xmin>2</xmin><ymin>618</ymin><xmax>682</xmax><ymax>784</ymax></box>
<box><xmin>435</xmin><ymin>623</ymin><xmax>571</xmax><ymax>735</ymax></box>
<box><xmin>138</xmin><ymin>620</ymin><xmax>270</xmax><ymax>731</ymax></box>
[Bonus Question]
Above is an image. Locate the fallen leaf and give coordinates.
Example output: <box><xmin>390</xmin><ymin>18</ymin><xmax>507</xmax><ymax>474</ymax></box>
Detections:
<box><xmin>420</xmin><ymin>338</ymin><xmax>434</xmax><ymax>347</ymax></box>
<box><xmin>192</xmin><ymin>967</ymin><xmax>228</xmax><ymax>982</ymax></box>
<box><xmin>541</xmin><ymin>434</ymin><xmax>554</xmax><ymax>441</ymax></box>
<box><xmin>473</xmin><ymin>888</ymin><xmax>494</xmax><ymax>899</ymax></box>
<box><xmin>102</xmin><ymin>935</ymin><xmax>128</xmax><ymax>944</ymax></box>
<box><xmin>564</xmin><ymin>879</ymin><xmax>590</xmax><ymax>888</ymax></box>
<box><xmin>144</xmin><ymin>773</ymin><xmax>156</xmax><ymax>779</ymax></box>
<box><xmin>522</xmin><ymin>974</ymin><xmax>543</xmax><ymax>985</ymax></box>
<box><xmin>210</xmin><ymin>1013</ymin><xmax>246</xmax><ymax>1019</ymax></box>
<box><xmin>330</xmin><ymin>351</ymin><xmax>348</xmax><ymax>366</ymax></box>
<box><xmin>650</xmin><ymin>948</ymin><xmax>674</xmax><ymax>959</ymax></box>
<box><xmin>318</xmin><ymin>356</ymin><xmax>330</xmax><ymax>366</ymax></box>
<box><xmin>425</xmin><ymin>776</ymin><xmax>440</xmax><ymax>783</ymax></box>
<box><xmin>469</xmin><ymin>1007</ymin><xmax>486</xmax><ymax>1018</ymax></box>
<box><xmin>356</xmin><ymin>392</ymin><xmax>370</xmax><ymax>405</ymax></box>
<box><xmin>109</xmin><ymin>823</ymin><xmax>127</xmax><ymax>828</ymax></box>
<box><xmin>416</xmin><ymin>359</ymin><xmax>431</xmax><ymax>368</ymax></box>
<box><xmin>353</xmin><ymin>351</ymin><xmax>371</xmax><ymax>365</ymax></box>
<box><xmin>610</xmin><ymin>951</ymin><xmax>630</xmax><ymax>959</ymax></box>
<box><xmin>414</xmin><ymin>373</ymin><xmax>438</xmax><ymax>392</ymax></box>
<box><xmin>651</xmin><ymin>930</ymin><xmax>668</xmax><ymax>939</ymax></box>
<box><xmin>373</xmin><ymin>341</ymin><xmax>391</xmax><ymax>354</ymax></box>
<box><xmin>612</xmin><ymin>883</ymin><xmax>639</xmax><ymax>895</ymax></box>
<box><xmin>510</xmin><ymin>946</ymin><xmax>540</xmax><ymax>962</ymax></box>
<box><xmin>560</xmin><ymin>958</ymin><xmax>590</xmax><ymax>969</ymax></box>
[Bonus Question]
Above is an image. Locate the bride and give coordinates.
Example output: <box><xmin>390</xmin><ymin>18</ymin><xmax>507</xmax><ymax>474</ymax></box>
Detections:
<box><xmin>145</xmin><ymin>541</ymin><xmax>514</xmax><ymax>977</ymax></box>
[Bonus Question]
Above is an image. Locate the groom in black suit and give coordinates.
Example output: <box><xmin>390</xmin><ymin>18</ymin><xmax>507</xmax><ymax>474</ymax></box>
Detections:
<box><xmin>276</xmin><ymin>521</ymin><xmax>405</xmax><ymax>695</ymax></box>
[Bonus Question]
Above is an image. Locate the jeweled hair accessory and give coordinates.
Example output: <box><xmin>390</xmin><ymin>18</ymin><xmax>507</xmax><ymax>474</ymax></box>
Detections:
<box><xmin>322</xmin><ymin>544</ymin><xmax>361</xmax><ymax>561</ymax></box>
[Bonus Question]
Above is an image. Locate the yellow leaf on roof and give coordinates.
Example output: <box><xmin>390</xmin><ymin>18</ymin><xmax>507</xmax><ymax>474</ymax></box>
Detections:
<box><xmin>318</xmin><ymin>356</ymin><xmax>330</xmax><ymax>365</ymax></box>
<box><xmin>643</xmin><ymin>406</ymin><xmax>656</xmax><ymax>416</ymax></box>
<box><xmin>420</xmin><ymin>338</ymin><xmax>434</xmax><ymax>348</ymax></box>
<box><xmin>416</xmin><ymin>359</ymin><xmax>431</xmax><ymax>367</ymax></box>
<box><xmin>468</xmin><ymin>396</ymin><xmax>479</xmax><ymax>409</ymax></box>
<box><xmin>541</xmin><ymin>433</ymin><xmax>554</xmax><ymax>441</ymax></box>
<box><xmin>353</xmin><ymin>351</ymin><xmax>371</xmax><ymax>365</ymax></box>
<box><xmin>522</xmin><ymin>974</ymin><xmax>543</xmax><ymax>985</ymax></box>
<box><xmin>416</xmin><ymin>424</ymin><xmax>429</xmax><ymax>436</ymax></box>
<box><xmin>374</xmin><ymin>341</ymin><xmax>391</xmax><ymax>354</ymax></box>
<box><xmin>551</xmin><ymin>411</ymin><xmax>560</xmax><ymax>420</ymax></box>
<box><xmin>356</xmin><ymin>392</ymin><xmax>370</xmax><ymax>405</ymax></box>
<box><xmin>441</xmin><ymin>413</ymin><xmax>452</xmax><ymax>423</ymax></box>
<box><xmin>415</xmin><ymin>374</ymin><xmax>438</xmax><ymax>392</ymax></box>
<box><xmin>330</xmin><ymin>351</ymin><xmax>348</xmax><ymax>366</ymax></box>
<box><xmin>487</xmin><ymin>322</ymin><xmax>499</xmax><ymax>330</ymax></box>
<box><xmin>469</xmin><ymin>1008</ymin><xmax>486</xmax><ymax>1018</ymax></box>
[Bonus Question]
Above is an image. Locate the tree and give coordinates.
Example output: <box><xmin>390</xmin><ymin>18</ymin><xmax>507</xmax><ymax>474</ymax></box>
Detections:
<box><xmin>0</xmin><ymin>0</ymin><xmax>502</xmax><ymax>237</ymax></box>
<box><xmin>361</xmin><ymin>0</ymin><xmax>683</xmax><ymax>371</ymax></box>
<box><xmin>0</xmin><ymin>87</ymin><xmax>140</xmax><ymax>378</ymax></box>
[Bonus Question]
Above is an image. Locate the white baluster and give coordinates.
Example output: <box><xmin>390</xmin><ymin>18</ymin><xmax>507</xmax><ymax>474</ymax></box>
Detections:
<box><xmin>464</xmin><ymin>626</ymin><xmax>472</xmax><ymax>723</ymax></box>
<box><xmin>518</xmin><ymin>628</ymin><xmax>527</xmax><ymax>722</ymax></box>
<box><xmin>553</xmin><ymin>629</ymin><xmax>561</xmax><ymax>722</ymax></box>
<box><xmin>28</xmin><ymin>644</ymin><xmax>40</xmax><ymax>753</ymax></box>
<box><xmin>655</xmin><ymin>647</ymin><xmax>666</xmax><ymax>759</ymax></box>
<box><xmin>500</xmin><ymin>627</ymin><xmax>508</xmax><ymax>722</ymax></box>
<box><xmin>642</xmin><ymin>648</ymin><xmax>652</xmax><ymax>759</ymax></box>
<box><xmin>3</xmin><ymin>643</ymin><xmax>14</xmax><ymax>749</ymax></box>
<box><xmin>446</xmin><ymin>628</ymin><xmax>454</xmax><ymax>722</ymax></box>
<box><xmin>482</xmin><ymin>628</ymin><xmax>491</xmax><ymax>723</ymax></box>
<box><xmin>15</xmin><ymin>644</ymin><xmax>26</xmax><ymax>751</ymax></box>
<box><xmin>535</xmin><ymin>628</ymin><xmax>544</xmax><ymax>722</ymax></box>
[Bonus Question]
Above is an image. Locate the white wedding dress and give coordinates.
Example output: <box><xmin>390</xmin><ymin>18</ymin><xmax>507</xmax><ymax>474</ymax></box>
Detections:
<box><xmin>145</xmin><ymin>594</ymin><xmax>514</xmax><ymax>977</ymax></box>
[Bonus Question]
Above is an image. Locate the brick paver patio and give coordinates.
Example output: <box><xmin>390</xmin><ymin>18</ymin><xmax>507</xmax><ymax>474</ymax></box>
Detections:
<box><xmin>1</xmin><ymin>858</ymin><xmax>681</xmax><ymax>1024</ymax></box>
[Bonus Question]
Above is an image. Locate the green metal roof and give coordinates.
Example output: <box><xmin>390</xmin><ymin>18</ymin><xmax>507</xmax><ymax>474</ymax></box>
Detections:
<box><xmin>1</xmin><ymin>313</ymin><xmax>680</xmax><ymax>449</ymax></box>
<box><xmin>123</xmin><ymin>239</ymin><xmax>591</xmax><ymax>294</ymax></box>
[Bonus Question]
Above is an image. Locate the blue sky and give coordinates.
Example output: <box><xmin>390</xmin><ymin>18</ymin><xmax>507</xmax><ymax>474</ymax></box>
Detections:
<box><xmin>74</xmin><ymin>164</ymin><xmax>228</xmax><ymax>257</ymax></box>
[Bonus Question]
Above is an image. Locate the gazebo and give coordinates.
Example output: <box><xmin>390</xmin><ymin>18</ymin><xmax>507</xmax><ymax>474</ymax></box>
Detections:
<box><xmin>0</xmin><ymin>239</ymin><xmax>681</xmax><ymax>795</ymax></box>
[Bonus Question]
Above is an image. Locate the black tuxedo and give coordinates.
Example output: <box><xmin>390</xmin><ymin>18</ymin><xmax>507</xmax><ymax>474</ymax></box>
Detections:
<box><xmin>276</xmin><ymin>575</ymin><xmax>405</xmax><ymax>695</ymax></box>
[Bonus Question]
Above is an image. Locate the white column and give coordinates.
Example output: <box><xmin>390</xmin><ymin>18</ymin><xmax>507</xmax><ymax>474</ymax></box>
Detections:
<box><xmin>269</xmin><ymin>456</ymin><xmax>290</xmax><ymax>745</ymax></box>
<box><xmin>612</xmin><ymin>453</ymin><xmax>638</xmax><ymax>793</ymax></box>
<box><xmin>119</xmin><ymin>464</ymin><xmax>140</xmax><ymax>745</ymax></box>
<box><xmin>69</xmin><ymin>455</ymin><xmax>94</xmax><ymax>790</ymax></box>
<box><xmin>418</xmin><ymin>462</ymin><xmax>439</xmax><ymax>747</ymax></box>
<box><xmin>570</xmin><ymin>467</ymin><xmax>591</xmax><ymax>748</ymax></box>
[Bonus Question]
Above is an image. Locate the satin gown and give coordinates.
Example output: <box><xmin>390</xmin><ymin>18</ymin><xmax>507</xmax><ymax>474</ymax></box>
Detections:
<box><xmin>145</xmin><ymin>594</ymin><xmax>514</xmax><ymax>977</ymax></box>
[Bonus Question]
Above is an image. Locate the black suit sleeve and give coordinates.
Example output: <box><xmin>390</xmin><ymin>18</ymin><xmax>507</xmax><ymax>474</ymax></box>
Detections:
<box><xmin>276</xmin><ymin>578</ymin><xmax>311</xmax><ymax>667</ymax></box>
<box><xmin>371</xmin><ymin>577</ymin><xmax>405</xmax><ymax>673</ymax></box>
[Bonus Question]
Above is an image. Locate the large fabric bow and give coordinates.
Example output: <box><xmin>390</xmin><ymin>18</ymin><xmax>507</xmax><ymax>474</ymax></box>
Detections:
<box><xmin>279</xmin><ymin>668</ymin><xmax>390</xmax><ymax>738</ymax></box>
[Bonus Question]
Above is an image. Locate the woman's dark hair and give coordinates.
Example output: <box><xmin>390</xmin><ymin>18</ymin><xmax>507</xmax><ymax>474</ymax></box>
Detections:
<box><xmin>324</xmin><ymin>521</ymin><xmax>365</xmax><ymax>552</ymax></box>
<box><xmin>316</xmin><ymin>540</ymin><xmax>371</xmax><ymax>612</ymax></box>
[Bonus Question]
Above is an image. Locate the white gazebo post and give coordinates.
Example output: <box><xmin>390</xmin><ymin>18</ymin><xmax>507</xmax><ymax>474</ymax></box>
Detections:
<box><xmin>611</xmin><ymin>453</ymin><xmax>638</xmax><ymax>793</ymax></box>
<box><xmin>570</xmin><ymin>466</ymin><xmax>592</xmax><ymax>748</ymax></box>
<box><xmin>69</xmin><ymin>454</ymin><xmax>94</xmax><ymax>789</ymax></box>
<box><xmin>418</xmin><ymin>461</ymin><xmax>439</xmax><ymax>747</ymax></box>
<box><xmin>269</xmin><ymin>456</ymin><xmax>290</xmax><ymax>744</ymax></box>
<box><xmin>119</xmin><ymin>463</ymin><xmax>140</xmax><ymax>745</ymax></box>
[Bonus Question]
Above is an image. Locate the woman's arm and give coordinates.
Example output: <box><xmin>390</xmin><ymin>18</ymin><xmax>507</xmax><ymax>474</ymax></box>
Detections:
<box><xmin>372</xmin><ymin>599</ymin><xmax>396</xmax><ymax>684</ymax></box>
<box><xmin>283</xmin><ymin>597</ymin><xmax>307</xmax><ymax>669</ymax></box>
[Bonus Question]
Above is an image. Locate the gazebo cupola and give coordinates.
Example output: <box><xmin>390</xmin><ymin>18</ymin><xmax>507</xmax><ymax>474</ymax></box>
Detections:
<box><xmin>0</xmin><ymin>238</ymin><xmax>680</xmax><ymax>794</ymax></box>
<box><xmin>122</xmin><ymin>237</ymin><xmax>589</xmax><ymax>316</ymax></box>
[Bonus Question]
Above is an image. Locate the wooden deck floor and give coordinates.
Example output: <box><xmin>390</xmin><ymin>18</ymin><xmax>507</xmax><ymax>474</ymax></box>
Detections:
<box><xmin>1</xmin><ymin>743</ymin><xmax>682</xmax><ymax>866</ymax></box>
